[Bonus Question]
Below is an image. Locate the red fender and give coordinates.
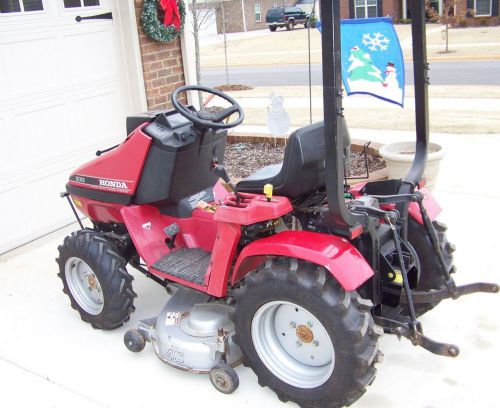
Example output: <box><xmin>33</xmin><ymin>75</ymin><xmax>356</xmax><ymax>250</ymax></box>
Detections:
<box><xmin>231</xmin><ymin>231</ymin><xmax>374</xmax><ymax>291</ymax></box>
<box><xmin>408</xmin><ymin>187</ymin><xmax>441</xmax><ymax>224</ymax></box>
<box><xmin>350</xmin><ymin>183</ymin><xmax>442</xmax><ymax>224</ymax></box>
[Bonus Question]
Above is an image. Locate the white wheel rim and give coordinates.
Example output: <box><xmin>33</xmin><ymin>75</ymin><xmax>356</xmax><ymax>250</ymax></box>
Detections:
<box><xmin>65</xmin><ymin>257</ymin><xmax>104</xmax><ymax>315</ymax></box>
<box><xmin>251</xmin><ymin>301</ymin><xmax>335</xmax><ymax>388</ymax></box>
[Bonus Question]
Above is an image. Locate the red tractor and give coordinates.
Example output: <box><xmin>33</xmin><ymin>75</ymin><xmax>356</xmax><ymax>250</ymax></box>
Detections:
<box><xmin>56</xmin><ymin>0</ymin><xmax>498</xmax><ymax>406</ymax></box>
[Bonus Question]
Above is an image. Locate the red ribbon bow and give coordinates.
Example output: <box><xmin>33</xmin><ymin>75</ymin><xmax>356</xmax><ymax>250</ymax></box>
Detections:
<box><xmin>160</xmin><ymin>0</ymin><xmax>181</xmax><ymax>31</ymax></box>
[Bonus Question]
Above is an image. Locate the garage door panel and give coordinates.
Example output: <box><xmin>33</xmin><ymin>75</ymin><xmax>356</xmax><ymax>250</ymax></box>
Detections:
<box><xmin>0</xmin><ymin>0</ymin><xmax>129</xmax><ymax>253</ymax></box>
<box><xmin>0</xmin><ymin>102</ymin><xmax>67</xmax><ymax>174</ymax></box>
<box><xmin>0</xmin><ymin>171</ymin><xmax>74</xmax><ymax>255</ymax></box>
<box><xmin>1</xmin><ymin>89</ymin><xmax>124</xmax><ymax>182</ymax></box>
<box><xmin>62</xmin><ymin>29</ymin><xmax>119</xmax><ymax>82</ymax></box>
<box><xmin>68</xmin><ymin>87</ymin><xmax>125</xmax><ymax>141</ymax></box>
<box><xmin>0</xmin><ymin>36</ymin><xmax>59</xmax><ymax>98</ymax></box>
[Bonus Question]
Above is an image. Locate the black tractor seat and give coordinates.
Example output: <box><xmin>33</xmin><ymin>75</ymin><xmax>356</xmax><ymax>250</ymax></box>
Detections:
<box><xmin>236</xmin><ymin>120</ymin><xmax>351</xmax><ymax>200</ymax></box>
<box><xmin>237</xmin><ymin>122</ymin><xmax>325</xmax><ymax>199</ymax></box>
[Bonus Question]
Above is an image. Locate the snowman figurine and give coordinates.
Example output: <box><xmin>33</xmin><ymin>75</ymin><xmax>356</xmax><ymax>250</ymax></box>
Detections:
<box><xmin>267</xmin><ymin>91</ymin><xmax>290</xmax><ymax>138</ymax></box>
<box><xmin>383</xmin><ymin>62</ymin><xmax>398</xmax><ymax>88</ymax></box>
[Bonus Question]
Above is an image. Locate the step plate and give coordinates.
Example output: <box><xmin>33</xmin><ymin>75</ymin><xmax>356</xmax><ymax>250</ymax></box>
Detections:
<box><xmin>152</xmin><ymin>248</ymin><xmax>210</xmax><ymax>286</ymax></box>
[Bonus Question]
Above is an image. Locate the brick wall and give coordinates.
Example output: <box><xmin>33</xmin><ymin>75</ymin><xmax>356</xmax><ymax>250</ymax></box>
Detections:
<box><xmin>455</xmin><ymin>0</ymin><xmax>499</xmax><ymax>25</ymax></box>
<box><xmin>382</xmin><ymin>0</ymin><xmax>402</xmax><ymax>19</ymax></box>
<box><xmin>134</xmin><ymin>0</ymin><xmax>186</xmax><ymax>110</ymax></box>
<box><xmin>244</xmin><ymin>0</ymin><xmax>279</xmax><ymax>31</ymax></box>
<box><xmin>217</xmin><ymin>0</ymin><xmax>409</xmax><ymax>33</ymax></box>
<box><xmin>216</xmin><ymin>0</ymin><xmax>244</xmax><ymax>33</ymax></box>
<box><xmin>217</xmin><ymin>0</ymin><xmax>296</xmax><ymax>33</ymax></box>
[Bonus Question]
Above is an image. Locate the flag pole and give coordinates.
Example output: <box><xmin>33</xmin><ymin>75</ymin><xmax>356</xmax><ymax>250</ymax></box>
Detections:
<box><xmin>307</xmin><ymin>2</ymin><xmax>317</xmax><ymax>125</ymax></box>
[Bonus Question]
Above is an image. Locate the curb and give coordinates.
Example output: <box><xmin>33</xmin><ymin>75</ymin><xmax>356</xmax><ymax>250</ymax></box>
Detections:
<box><xmin>201</xmin><ymin>55</ymin><xmax>500</xmax><ymax>69</ymax></box>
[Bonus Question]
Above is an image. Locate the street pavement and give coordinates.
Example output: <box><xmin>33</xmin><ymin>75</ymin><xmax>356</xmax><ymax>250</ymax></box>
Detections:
<box><xmin>202</xmin><ymin>60</ymin><xmax>500</xmax><ymax>87</ymax></box>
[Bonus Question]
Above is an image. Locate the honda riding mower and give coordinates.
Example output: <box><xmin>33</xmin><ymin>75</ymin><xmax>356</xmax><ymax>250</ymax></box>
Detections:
<box><xmin>56</xmin><ymin>0</ymin><xmax>498</xmax><ymax>407</ymax></box>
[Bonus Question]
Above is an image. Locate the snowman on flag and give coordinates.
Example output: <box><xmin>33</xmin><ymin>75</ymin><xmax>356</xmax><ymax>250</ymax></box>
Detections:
<box><xmin>341</xmin><ymin>18</ymin><xmax>405</xmax><ymax>107</ymax></box>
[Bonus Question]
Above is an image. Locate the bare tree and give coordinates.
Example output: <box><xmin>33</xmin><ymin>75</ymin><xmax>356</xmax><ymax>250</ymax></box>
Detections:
<box><xmin>188</xmin><ymin>0</ymin><xmax>217</xmax><ymax>105</ymax></box>
<box><xmin>217</xmin><ymin>1</ymin><xmax>230</xmax><ymax>85</ymax></box>
<box><xmin>425</xmin><ymin>0</ymin><xmax>467</xmax><ymax>54</ymax></box>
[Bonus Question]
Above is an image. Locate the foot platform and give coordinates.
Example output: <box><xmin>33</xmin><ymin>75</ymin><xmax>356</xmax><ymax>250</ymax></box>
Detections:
<box><xmin>152</xmin><ymin>248</ymin><xmax>211</xmax><ymax>285</ymax></box>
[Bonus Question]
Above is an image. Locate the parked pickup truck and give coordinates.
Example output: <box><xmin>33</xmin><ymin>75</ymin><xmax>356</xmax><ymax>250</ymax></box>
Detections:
<box><xmin>265</xmin><ymin>6</ymin><xmax>309</xmax><ymax>31</ymax></box>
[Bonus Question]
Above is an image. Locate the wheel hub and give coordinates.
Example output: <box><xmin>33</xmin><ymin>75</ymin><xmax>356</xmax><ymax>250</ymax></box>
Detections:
<box><xmin>251</xmin><ymin>301</ymin><xmax>335</xmax><ymax>388</ymax></box>
<box><xmin>87</xmin><ymin>274</ymin><xmax>98</xmax><ymax>290</ymax></box>
<box><xmin>65</xmin><ymin>257</ymin><xmax>104</xmax><ymax>315</ymax></box>
<box><xmin>296</xmin><ymin>325</ymin><xmax>314</xmax><ymax>343</ymax></box>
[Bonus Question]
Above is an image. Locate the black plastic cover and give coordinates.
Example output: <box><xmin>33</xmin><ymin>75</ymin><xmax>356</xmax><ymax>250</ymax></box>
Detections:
<box><xmin>133</xmin><ymin>112</ymin><xmax>226</xmax><ymax>211</ymax></box>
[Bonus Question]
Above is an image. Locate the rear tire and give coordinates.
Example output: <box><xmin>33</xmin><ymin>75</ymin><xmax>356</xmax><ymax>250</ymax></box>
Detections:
<box><xmin>287</xmin><ymin>20</ymin><xmax>294</xmax><ymax>30</ymax></box>
<box><xmin>404</xmin><ymin>219</ymin><xmax>455</xmax><ymax>317</ymax></box>
<box><xmin>56</xmin><ymin>230</ymin><xmax>136</xmax><ymax>330</ymax></box>
<box><xmin>232</xmin><ymin>258</ymin><xmax>381</xmax><ymax>408</ymax></box>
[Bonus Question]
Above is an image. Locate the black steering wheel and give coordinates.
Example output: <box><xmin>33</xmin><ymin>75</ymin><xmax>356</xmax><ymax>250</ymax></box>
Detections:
<box><xmin>171</xmin><ymin>85</ymin><xmax>244</xmax><ymax>130</ymax></box>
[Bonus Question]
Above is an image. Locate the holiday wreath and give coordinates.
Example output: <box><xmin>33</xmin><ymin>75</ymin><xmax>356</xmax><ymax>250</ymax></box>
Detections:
<box><xmin>142</xmin><ymin>0</ymin><xmax>185</xmax><ymax>43</ymax></box>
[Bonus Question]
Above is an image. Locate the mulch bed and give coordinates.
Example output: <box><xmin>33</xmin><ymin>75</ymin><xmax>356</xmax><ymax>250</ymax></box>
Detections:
<box><xmin>224</xmin><ymin>142</ymin><xmax>385</xmax><ymax>179</ymax></box>
<box><xmin>214</xmin><ymin>84</ymin><xmax>253</xmax><ymax>92</ymax></box>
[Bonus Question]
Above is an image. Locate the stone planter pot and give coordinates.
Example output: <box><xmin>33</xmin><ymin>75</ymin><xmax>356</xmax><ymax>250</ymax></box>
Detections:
<box><xmin>379</xmin><ymin>141</ymin><xmax>445</xmax><ymax>191</ymax></box>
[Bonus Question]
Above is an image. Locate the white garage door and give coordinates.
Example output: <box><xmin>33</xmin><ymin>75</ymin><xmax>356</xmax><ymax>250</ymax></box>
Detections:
<box><xmin>0</xmin><ymin>0</ymin><xmax>129</xmax><ymax>254</ymax></box>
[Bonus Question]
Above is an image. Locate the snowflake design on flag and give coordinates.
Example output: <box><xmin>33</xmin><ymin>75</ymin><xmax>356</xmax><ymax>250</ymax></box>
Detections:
<box><xmin>361</xmin><ymin>32</ymin><xmax>390</xmax><ymax>51</ymax></box>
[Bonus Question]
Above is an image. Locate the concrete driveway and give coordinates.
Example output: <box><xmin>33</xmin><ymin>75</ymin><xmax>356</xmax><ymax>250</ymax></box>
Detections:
<box><xmin>0</xmin><ymin>127</ymin><xmax>499</xmax><ymax>407</ymax></box>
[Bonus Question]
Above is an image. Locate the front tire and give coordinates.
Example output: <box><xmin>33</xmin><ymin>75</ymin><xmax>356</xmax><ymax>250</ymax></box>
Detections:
<box><xmin>56</xmin><ymin>230</ymin><xmax>136</xmax><ymax>330</ymax></box>
<box><xmin>233</xmin><ymin>258</ymin><xmax>381</xmax><ymax>408</ymax></box>
<box><xmin>269</xmin><ymin>26</ymin><xmax>277</xmax><ymax>32</ymax></box>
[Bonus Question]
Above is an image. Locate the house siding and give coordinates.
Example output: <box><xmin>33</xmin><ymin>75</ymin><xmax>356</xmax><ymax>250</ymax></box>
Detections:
<box><xmin>217</xmin><ymin>0</ymin><xmax>406</xmax><ymax>33</ymax></box>
<box><xmin>456</xmin><ymin>0</ymin><xmax>500</xmax><ymax>25</ymax></box>
<box><xmin>134</xmin><ymin>0</ymin><xmax>186</xmax><ymax>110</ymax></box>
<box><xmin>216</xmin><ymin>0</ymin><xmax>499</xmax><ymax>31</ymax></box>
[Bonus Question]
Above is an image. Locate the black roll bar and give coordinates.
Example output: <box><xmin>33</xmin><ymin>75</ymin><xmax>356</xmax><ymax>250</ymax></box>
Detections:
<box><xmin>319</xmin><ymin>0</ymin><xmax>429</xmax><ymax>234</ymax></box>
<box><xmin>320</xmin><ymin>0</ymin><xmax>365</xmax><ymax>234</ymax></box>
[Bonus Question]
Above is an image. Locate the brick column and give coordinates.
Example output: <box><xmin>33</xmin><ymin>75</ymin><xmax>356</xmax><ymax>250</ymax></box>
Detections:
<box><xmin>134</xmin><ymin>0</ymin><xmax>186</xmax><ymax>110</ymax></box>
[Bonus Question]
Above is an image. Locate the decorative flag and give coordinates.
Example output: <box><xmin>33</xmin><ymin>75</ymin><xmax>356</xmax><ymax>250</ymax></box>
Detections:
<box><xmin>160</xmin><ymin>0</ymin><xmax>181</xmax><ymax>30</ymax></box>
<box><xmin>317</xmin><ymin>18</ymin><xmax>405</xmax><ymax>107</ymax></box>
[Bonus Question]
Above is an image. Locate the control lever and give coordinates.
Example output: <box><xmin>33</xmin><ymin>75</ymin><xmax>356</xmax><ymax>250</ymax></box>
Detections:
<box><xmin>164</xmin><ymin>223</ymin><xmax>180</xmax><ymax>249</ymax></box>
<box><xmin>211</xmin><ymin>164</ymin><xmax>242</xmax><ymax>204</ymax></box>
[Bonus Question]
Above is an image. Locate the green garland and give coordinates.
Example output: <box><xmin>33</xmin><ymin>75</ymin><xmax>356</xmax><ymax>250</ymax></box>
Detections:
<box><xmin>142</xmin><ymin>0</ymin><xmax>185</xmax><ymax>43</ymax></box>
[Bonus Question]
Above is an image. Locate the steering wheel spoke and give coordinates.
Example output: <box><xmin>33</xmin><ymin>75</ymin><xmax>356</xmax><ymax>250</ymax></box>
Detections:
<box><xmin>213</xmin><ymin>105</ymin><xmax>239</xmax><ymax>122</ymax></box>
<box><xmin>171</xmin><ymin>85</ymin><xmax>244</xmax><ymax>130</ymax></box>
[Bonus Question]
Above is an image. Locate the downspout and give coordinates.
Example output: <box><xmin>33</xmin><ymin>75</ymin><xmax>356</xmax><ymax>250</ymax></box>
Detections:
<box><xmin>402</xmin><ymin>0</ymin><xmax>407</xmax><ymax>19</ymax></box>
<box><xmin>241</xmin><ymin>0</ymin><xmax>247</xmax><ymax>31</ymax></box>
<box><xmin>180</xmin><ymin>2</ymin><xmax>200</xmax><ymax>109</ymax></box>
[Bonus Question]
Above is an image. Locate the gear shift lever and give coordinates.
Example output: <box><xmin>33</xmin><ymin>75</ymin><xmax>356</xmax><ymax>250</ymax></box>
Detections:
<box><xmin>211</xmin><ymin>164</ymin><xmax>242</xmax><ymax>204</ymax></box>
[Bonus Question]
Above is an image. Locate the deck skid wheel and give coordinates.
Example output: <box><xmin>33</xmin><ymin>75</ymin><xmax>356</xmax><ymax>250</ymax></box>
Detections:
<box><xmin>209</xmin><ymin>363</ymin><xmax>239</xmax><ymax>394</ymax></box>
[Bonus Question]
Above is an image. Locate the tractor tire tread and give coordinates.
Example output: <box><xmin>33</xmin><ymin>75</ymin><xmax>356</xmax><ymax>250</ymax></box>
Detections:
<box><xmin>56</xmin><ymin>230</ymin><xmax>135</xmax><ymax>330</ymax></box>
<box><xmin>232</xmin><ymin>257</ymin><xmax>380</xmax><ymax>408</ymax></box>
<box><xmin>404</xmin><ymin>219</ymin><xmax>455</xmax><ymax>317</ymax></box>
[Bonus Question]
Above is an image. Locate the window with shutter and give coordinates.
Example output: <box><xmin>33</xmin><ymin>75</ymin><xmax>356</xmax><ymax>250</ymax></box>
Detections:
<box><xmin>474</xmin><ymin>0</ymin><xmax>492</xmax><ymax>16</ymax></box>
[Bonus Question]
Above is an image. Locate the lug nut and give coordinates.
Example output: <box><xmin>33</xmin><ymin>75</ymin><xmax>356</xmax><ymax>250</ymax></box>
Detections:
<box><xmin>296</xmin><ymin>341</ymin><xmax>302</xmax><ymax>347</ymax></box>
<box><xmin>307</xmin><ymin>321</ymin><xmax>313</xmax><ymax>328</ymax></box>
<box><xmin>313</xmin><ymin>340</ymin><xmax>319</xmax><ymax>347</ymax></box>
<box><xmin>290</xmin><ymin>321</ymin><xmax>297</xmax><ymax>328</ymax></box>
